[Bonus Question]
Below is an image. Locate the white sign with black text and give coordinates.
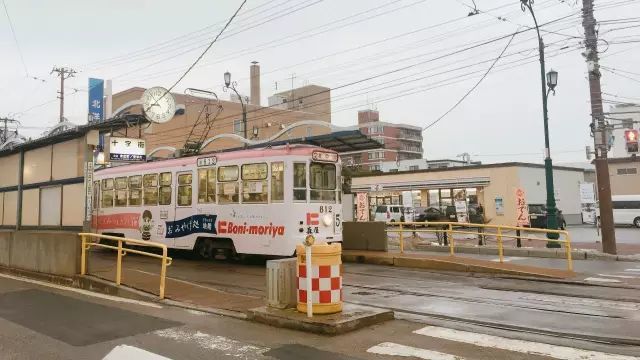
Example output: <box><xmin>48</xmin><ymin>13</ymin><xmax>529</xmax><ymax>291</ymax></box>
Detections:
<box><xmin>109</xmin><ymin>137</ymin><xmax>146</xmax><ymax>162</ymax></box>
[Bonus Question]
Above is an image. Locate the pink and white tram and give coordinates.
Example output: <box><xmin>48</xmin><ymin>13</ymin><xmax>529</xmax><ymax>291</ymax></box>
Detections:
<box><xmin>90</xmin><ymin>145</ymin><xmax>343</xmax><ymax>258</ymax></box>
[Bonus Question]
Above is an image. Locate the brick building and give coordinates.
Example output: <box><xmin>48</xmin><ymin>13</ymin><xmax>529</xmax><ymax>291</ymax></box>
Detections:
<box><xmin>340</xmin><ymin>110</ymin><xmax>423</xmax><ymax>171</ymax></box>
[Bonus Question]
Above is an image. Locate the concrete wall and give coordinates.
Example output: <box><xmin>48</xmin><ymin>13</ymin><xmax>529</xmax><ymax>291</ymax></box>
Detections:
<box><xmin>609</xmin><ymin>161</ymin><xmax>640</xmax><ymax>196</ymax></box>
<box><xmin>0</xmin><ymin>230</ymin><xmax>79</xmax><ymax>276</ymax></box>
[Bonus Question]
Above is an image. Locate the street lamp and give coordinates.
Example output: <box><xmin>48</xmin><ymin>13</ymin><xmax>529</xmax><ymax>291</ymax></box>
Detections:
<box><xmin>223</xmin><ymin>71</ymin><xmax>248</xmax><ymax>146</ymax></box>
<box><xmin>521</xmin><ymin>0</ymin><xmax>560</xmax><ymax>245</ymax></box>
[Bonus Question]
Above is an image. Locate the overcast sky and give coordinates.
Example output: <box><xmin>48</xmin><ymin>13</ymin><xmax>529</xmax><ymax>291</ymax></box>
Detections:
<box><xmin>1</xmin><ymin>0</ymin><xmax>638</xmax><ymax>163</ymax></box>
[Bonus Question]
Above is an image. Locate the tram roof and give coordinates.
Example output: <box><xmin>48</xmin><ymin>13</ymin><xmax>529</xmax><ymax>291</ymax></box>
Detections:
<box><xmin>228</xmin><ymin>130</ymin><xmax>383</xmax><ymax>153</ymax></box>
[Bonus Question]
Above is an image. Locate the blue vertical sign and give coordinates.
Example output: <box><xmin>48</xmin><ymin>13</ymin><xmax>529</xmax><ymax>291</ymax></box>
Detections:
<box><xmin>88</xmin><ymin>78</ymin><xmax>104</xmax><ymax>122</ymax></box>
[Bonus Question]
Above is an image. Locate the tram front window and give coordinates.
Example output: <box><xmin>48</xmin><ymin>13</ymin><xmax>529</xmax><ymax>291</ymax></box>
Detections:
<box><xmin>310</xmin><ymin>162</ymin><xmax>336</xmax><ymax>202</ymax></box>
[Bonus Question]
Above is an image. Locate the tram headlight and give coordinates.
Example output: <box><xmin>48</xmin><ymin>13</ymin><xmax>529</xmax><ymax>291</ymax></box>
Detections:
<box><xmin>322</xmin><ymin>214</ymin><xmax>333</xmax><ymax>226</ymax></box>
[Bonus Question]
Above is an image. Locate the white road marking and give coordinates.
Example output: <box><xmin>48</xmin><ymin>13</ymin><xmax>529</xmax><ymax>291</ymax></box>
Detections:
<box><xmin>597</xmin><ymin>274</ymin><xmax>638</xmax><ymax>279</ymax></box>
<box><xmin>103</xmin><ymin>345</ymin><xmax>172</xmax><ymax>360</ymax></box>
<box><xmin>154</xmin><ymin>328</ymin><xmax>268</xmax><ymax>359</ymax></box>
<box><xmin>491</xmin><ymin>257</ymin><xmax>526</xmax><ymax>262</ymax></box>
<box><xmin>414</xmin><ymin>326</ymin><xmax>639</xmax><ymax>360</ymax></box>
<box><xmin>0</xmin><ymin>273</ymin><xmax>162</xmax><ymax>308</ymax></box>
<box><xmin>584</xmin><ymin>277</ymin><xmax>622</xmax><ymax>283</ymax></box>
<box><xmin>624</xmin><ymin>269</ymin><xmax>640</xmax><ymax>272</ymax></box>
<box><xmin>184</xmin><ymin>309</ymin><xmax>208</xmax><ymax>316</ymax></box>
<box><xmin>367</xmin><ymin>342</ymin><xmax>465</xmax><ymax>360</ymax></box>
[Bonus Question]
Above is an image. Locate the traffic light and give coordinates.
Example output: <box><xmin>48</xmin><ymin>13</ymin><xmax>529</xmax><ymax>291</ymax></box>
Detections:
<box><xmin>625</xmin><ymin>129</ymin><xmax>639</xmax><ymax>153</ymax></box>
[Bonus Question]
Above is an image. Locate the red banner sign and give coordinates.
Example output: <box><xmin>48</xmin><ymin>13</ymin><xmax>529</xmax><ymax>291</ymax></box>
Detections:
<box><xmin>95</xmin><ymin>213</ymin><xmax>140</xmax><ymax>230</ymax></box>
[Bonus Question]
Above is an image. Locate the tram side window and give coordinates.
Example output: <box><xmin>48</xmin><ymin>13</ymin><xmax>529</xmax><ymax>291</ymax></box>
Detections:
<box><xmin>128</xmin><ymin>175</ymin><xmax>142</xmax><ymax>206</ymax></box>
<box><xmin>159</xmin><ymin>172</ymin><xmax>172</xmax><ymax>205</ymax></box>
<box><xmin>271</xmin><ymin>162</ymin><xmax>284</xmax><ymax>202</ymax></box>
<box><xmin>143</xmin><ymin>173</ymin><xmax>159</xmax><ymax>206</ymax></box>
<box><xmin>242</xmin><ymin>163</ymin><xmax>268</xmax><ymax>204</ymax></box>
<box><xmin>114</xmin><ymin>177</ymin><xmax>128</xmax><ymax>207</ymax></box>
<box><xmin>93</xmin><ymin>181</ymin><xmax>99</xmax><ymax>209</ymax></box>
<box><xmin>101</xmin><ymin>178</ymin><xmax>114</xmax><ymax>208</ymax></box>
<box><xmin>217</xmin><ymin>165</ymin><xmax>239</xmax><ymax>204</ymax></box>
<box><xmin>198</xmin><ymin>168</ymin><xmax>216</xmax><ymax>203</ymax></box>
<box><xmin>310</xmin><ymin>163</ymin><xmax>337</xmax><ymax>202</ymax></box>
<box><xmin>177</xmin><ymin>173</ymin><xmax>192</xmax><ymax>206</ymax></box>
<box><xmin>293</xmin><ymin>163</ymin><xmax>307</xmax><ymax>201</ymax></box>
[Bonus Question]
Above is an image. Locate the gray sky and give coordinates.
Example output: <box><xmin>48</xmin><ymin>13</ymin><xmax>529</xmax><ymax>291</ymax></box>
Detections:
<box><xmin>1</xmin><ymin>0</ymin><xmax>639</xmax><ymax>163</ymax></box>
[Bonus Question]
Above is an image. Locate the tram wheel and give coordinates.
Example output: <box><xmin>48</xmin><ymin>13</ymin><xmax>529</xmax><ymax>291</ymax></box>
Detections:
<box><xmin>195</xmin><ymin>239</ymin><xmax>214</xmax><ymax>259</ymax></box>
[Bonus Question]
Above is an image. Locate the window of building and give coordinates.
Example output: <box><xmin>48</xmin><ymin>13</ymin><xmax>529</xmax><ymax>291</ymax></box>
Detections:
<box><xmin>242</xmin><ymin>163</ymin><xmax>268</xmax><ymax>204</ymax></box>
<box><xmin>101</xmin><ymin>178</ymin><xmax>113</xmax><ymax>208</ymax></box>
<box><xmin>368</xmin><ymin>151</ymin><xmax>384</xmax><ymax>160</ymax></box>
<box><xmin>128</xmin><ymin>175</ymin><xmax>142</xmax><ymax>206</ymax></box>
<box><xmin>310</xmin><ymin>163</ymin><xmax>336</xmax><ymax>202</ymax></box>
<box><xmin>409</xmin><ymin>165</ymin><xmax>419</xmax><ymax>171</ymax></box>
<box><xmin>369</xmin><ymin>164</ymin><xmax>381</xmax><ymax>171</ymax></box>
<box><xmin>177</xmin><ymin>173</ymin><xmax>192</xmax><ymax>206</ymax></box>
<box><xmin>198</xmin><ymin>168</ymin><xmax>216</xmax><ymax>203</ymax></box>
<box><xmin>617</xmin><ymin>168</ymin><xmax>638</xmax><ymax>175</ymax></box>
<box><xmin>233</xmin><ymin>119</ymin><xmax>245</xmax><ymax>137</ymax></box>
<box><xmin>218</xmin><ymin>166</ymin><xmax>239</xmax><ymax>204</ymax></box>
<box><xmin>271</xmin><ymin>162</ymin><xmax>284</xmax><ymax>202</ymax></box>
<box><xmin>293</xmin><ymin>163</ymin><xmax>307</xmax><ymax>201</ymax></box>
<box><xmin>114</xmin><ymin>177</ymin><xmax>128</xmax><ymax>207</ymax></box>
<box><xmin>143</xmin><ymin>174</ymin><xmax>158</xmax><ymax>205</ymax></box>
<box><xmin>159</xmin><ymin>172</ymin><xmax>172</xmax><ymax>205</ymax></box>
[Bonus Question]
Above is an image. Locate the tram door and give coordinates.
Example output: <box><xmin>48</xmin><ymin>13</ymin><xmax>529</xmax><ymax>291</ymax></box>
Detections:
<box><xmin>172</xmin><ymin>170</ymin><xmax>194</xmax><ymax>248</ymax></box>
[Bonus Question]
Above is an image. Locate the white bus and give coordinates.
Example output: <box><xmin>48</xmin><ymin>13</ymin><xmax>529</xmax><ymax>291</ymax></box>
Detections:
<box><xmin>91</xmin><ymin>145</ymin><xmax>343</xmax><ymax>258</ymax></box>
<box><xmin>596</xmin><ymin>195</ymin><xmax>640</xmax><ymax>228</ymax></box>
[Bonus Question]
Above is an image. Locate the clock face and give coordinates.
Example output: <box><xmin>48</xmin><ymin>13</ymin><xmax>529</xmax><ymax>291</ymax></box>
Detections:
<box><xmin>141</xmin><ymin>86</ymin><xmax>176</xmax><ymax>124</ymax></box>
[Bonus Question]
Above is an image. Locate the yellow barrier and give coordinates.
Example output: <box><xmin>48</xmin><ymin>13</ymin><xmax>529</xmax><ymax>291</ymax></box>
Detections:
<box><xmin>386</xmin><ymin>222</ymin><xmax>573</xmax><ymax>272</ymax></box>
<box><xmin>78</xmin><ymin>233</ymin><xmax>173</xmax><ymax>299</ymax></box>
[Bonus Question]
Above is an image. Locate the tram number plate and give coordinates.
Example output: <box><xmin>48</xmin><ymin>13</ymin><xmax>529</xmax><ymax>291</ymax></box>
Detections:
<box><xmin>197</xmin><ymin>156</ymin><xmax>217</xmax><ymax>167</ymax></box>
<box><xmin>319</xmin><ymin>205</ymin><xmax>333</xmax><ymax>213</ymax></box>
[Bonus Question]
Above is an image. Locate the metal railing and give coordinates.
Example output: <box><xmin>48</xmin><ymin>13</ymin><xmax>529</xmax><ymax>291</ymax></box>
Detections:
<box><xmin>78</xmin><ymin>233</ymin><xmax>173</xmax><ymax>299</ymax></box>
<box><xmin>387</xmin><ymin>222</ymin><xmax>573</xmax><ymax>271</ymax></box>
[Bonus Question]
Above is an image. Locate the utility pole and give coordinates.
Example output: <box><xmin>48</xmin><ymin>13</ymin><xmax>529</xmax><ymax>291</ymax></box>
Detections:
<box><xmin>0</xmin><ymin>117</ymin><xmax>20</xmax><ymax>144</ymax></box>
<box><xmin>582</xmin><ymin>0</ymin><xmax>616</xmax><ymax>254</ymax></box>
<box><xmin>51</xmin><ymin>66</ymin><xmax>76</xmax><ymax>123</ymax></box>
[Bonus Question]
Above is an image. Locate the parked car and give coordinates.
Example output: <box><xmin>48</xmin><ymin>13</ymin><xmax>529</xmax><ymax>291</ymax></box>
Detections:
<box><xmin>374</xmin><ymin>205</ymin><xmax>415</xmax><ymax>222</ymax></box>
<box><xmin>414</xmin><ymin>206</ymin><xmax>457</xmax><ymax>222</ymax></box>
<box><xmin>527</xmin><ymin>204</ymin><xmax>566</xmax><ymax>230</ymax></box>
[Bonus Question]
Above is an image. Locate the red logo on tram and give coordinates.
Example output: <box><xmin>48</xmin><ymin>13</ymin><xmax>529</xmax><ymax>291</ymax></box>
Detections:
<box><xmin>306</xmin><ymin>213</ymin><xmax>319</xmax><ymax>225</ymax></box>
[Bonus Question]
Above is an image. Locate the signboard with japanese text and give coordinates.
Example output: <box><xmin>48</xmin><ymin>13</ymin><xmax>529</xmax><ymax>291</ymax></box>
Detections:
<box><xmin>515</xmin><ymin>188</ymin><xmax>530</xmax><ymax>227</ymax></box>
<box><xmin>580</xmin><ymin>182</ymin><xmax>596</xmax><ymax>204</ymax></box>
<box><xmin>356</xmin><ymin>193</ymin><xmax>369</xmax><ymax>222</ymax></box>
<box><xmin>109</xmin><ymin>137</ymin><xmax>146</xmax><ymax>162</ymax></box>
<box><xmin>84</xmin><ymin>161</ymin><xmax>94</xmax><ymax>222</ymax></box>
<box><xmin>454</xmin><ymin>200</ymin><xmax>469</xmax><ymax>223</ymax></box>
<box><xmin>88</xmin><ymin>78</ymin><xmax>104</xmax><ymax>122</ymax></box>
<box><xmin>165</xmin><ymin>214</ymin><xmax>217</xmax><ymax>238</ymax></box>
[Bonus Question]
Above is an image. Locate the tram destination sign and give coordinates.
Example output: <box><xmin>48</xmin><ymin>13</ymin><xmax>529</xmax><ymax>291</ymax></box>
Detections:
<box><xmin>197</xmin><ymin>156</ymin><xmax>217</xmax><ymax>167</ymax></box>
<box><xmin>311</xmin><ymin>151</ymin><xmax>338</xmax><ymax>163</ymax></box>
<box><xmin>109</xmin><ymin>137</ymin><xmax>146</xmax><ymax>162</ymax></box>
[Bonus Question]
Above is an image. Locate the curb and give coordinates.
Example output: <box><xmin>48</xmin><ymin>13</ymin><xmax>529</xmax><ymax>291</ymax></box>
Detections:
<box><xmin>414</xmin><ymin>244</ymin><xmax>640</xmax><ymax>262</ymax></box>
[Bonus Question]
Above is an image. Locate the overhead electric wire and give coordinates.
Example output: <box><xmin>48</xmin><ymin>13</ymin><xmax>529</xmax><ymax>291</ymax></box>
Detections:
<box><xmin>2</xmin><ymin>0</ymin><xmax>28</xmax><ymax>77</ymax></box>
<box><xmin>422</xmin><ymin>30</ymin><xmax>519</xmax><ymax>131</ymax></box>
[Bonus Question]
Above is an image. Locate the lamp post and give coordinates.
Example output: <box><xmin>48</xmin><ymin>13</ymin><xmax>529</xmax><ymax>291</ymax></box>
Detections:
<box><xmin>223</xmin><ymin>71</ymin><xmax>248</xmax><ymax>146</ymax></box>
<box><xmin>521</xmin><ymin>0</ymin><xmax>560</xmax><ymax>245</ymax></box>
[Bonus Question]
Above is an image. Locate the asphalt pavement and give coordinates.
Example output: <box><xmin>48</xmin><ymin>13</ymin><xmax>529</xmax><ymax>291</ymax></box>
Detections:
<box><xmin>1</xmin><ymin>273</ymin><xmax>640</xmax><ymax>360</ymax></box>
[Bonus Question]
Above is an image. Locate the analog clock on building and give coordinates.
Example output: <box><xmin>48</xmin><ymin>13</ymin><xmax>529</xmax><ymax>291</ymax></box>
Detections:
<box><xmin>141</xmin><ymin>86</ymin><xmax>176</xmax><ymax>124</ymax></box>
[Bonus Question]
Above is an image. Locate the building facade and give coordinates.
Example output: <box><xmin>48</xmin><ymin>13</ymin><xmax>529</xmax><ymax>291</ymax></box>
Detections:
<box><xmin>350</xmin><ymin>162</ymin><xmax>591</xmax><ymax>226</ymax></box>
<box><xmin>340</xmin><ymin>110</ymin><xmax>423</xmax><ymax>171</ymax></box>
<box><xmin>111</xmin><ymin>63</ymin><xmax>332</xmax><ymax>156</ymax></box>
<box><xmin>608</xmin><ymin>156</ymin><xmax>640</xmax><ymax>196</ymax></box>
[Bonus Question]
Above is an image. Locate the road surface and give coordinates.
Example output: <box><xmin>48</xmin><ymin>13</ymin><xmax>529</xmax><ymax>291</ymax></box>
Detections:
<box><xmin>1</xmin><ymin>272</ymin><xmax>639</xmax><ymax>359</ymax></box>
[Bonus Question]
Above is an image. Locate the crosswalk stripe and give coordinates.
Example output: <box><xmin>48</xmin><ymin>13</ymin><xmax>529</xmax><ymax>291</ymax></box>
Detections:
<box><xmin>367</xmin><ymin>342</ymin><xmax>465</xmax><ymax>360</ymax></box>
<box><xmin>414</xmin><ymin>326</ymin><xmax>639</xmax><ymax>360</ymax></box>
<box><xmin>154</xmin><ymin>328</ymin><xmax>269</xmax><ymax>357</ymax></box>
<box><xmin>103</xmin><ymin>345</ymin><xmax>173</xmax><ymax>360</ymax></box>
<box><xmin>597</xmin><ymin>274</ymin><xmax>638</xmax><ymax>279</ymax></box>
<box><xmin>584</xmin><ymin>277</ymin><xmax>622</xmax><ymax>283</ymax></box>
